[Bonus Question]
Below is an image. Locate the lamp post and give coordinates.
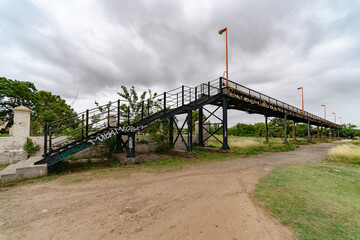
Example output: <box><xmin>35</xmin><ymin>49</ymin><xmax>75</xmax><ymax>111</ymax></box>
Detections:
<box><xmin>332</xmin><ymin>112</ymin><xmax>336</xmax><ymax>124</ymax></box>
<box><xmin>218</xmin><ymin>27</ymin><xmax>229</xmax><ymax>87</ymax></box>
<box><xmin>297</xmin><ymin>87</ymin><xmax>304</xmax><ymax>115</ymax></box>
<box><xmin>321</xmin><ymin>104</ymin><xmax>326</xmax><ymax>122</ymax></box>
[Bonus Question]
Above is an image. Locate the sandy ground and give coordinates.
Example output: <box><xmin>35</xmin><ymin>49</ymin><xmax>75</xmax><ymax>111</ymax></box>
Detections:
<box><xmin>0</xmin><ymin>143</ymin><xmax>334</xmax><ymax>240</ymax></box>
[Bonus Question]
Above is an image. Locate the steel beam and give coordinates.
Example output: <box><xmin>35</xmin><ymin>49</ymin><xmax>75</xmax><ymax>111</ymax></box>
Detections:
<box><xmin>187</xmin><ymin>110</ymin><xmax>193</xmax><ymax>151</ymax></box>
<box><xmin>222</xmin><ymin>97</ymin><xmax>230</xmax><ymax>149</ymax></box>
<box><xmin>198</xmin><ymin>107</ymin><xmax>204</xmax><ymax>146</ymax></box>
<box><xmin>169</xmin><ymin>117</ymin><xmax>174</xmax><ymax>148</ymax></box>
<box><xmin>127</xmin><ymin>133</ymin><xmax>135</xmax><ymax>158</ymax></box>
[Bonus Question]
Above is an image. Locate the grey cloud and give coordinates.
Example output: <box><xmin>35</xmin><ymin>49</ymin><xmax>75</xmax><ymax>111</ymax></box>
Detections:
<box><xmin>1</xmin><ymin>0</ymin><xmax>360</xmax><ymax>126</ymax></box>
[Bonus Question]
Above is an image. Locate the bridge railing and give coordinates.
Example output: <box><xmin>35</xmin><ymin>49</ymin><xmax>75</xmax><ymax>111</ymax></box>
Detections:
<box><xmin>224</xmin><ymin>77</ymin><xmax>338</xmax><ymax>127</ymax></box>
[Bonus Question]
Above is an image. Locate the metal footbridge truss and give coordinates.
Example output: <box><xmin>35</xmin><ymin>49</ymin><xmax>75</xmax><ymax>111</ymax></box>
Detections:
<box><xmin>35</xmin><ymin>77</ymin><xmax>341</xmax><ymax>166</ymax></box>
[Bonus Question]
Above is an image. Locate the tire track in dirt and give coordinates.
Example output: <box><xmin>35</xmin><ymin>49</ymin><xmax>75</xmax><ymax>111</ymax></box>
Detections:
<box><xmin>0</xmin><ymin>143</ymin><xmax>335</xmax><ymax>240</ymax></box>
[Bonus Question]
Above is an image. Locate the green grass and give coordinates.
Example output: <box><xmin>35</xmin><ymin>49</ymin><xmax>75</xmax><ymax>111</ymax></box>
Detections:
<box><xmin>0</xmin><ymin>133</ymin><xmax>10</xmax><ymax>137</ymax></box>
<box><xmin>255</xmin><ymin>161</ymin><xmax>360</xmax><ymax>240</ymax></box>
<box><xmin>0</xmin><ymin>164</ymin><xmax>9</xmax><ymax>171</ymax></box>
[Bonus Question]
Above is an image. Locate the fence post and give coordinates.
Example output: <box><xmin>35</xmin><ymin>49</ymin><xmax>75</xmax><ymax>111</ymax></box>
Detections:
<box><xmin>107</xmin><ymin>106</ymin><xmax>110</xmax><ymax>127</ymax></box>
<box><xmin>195</xmin><ymin>87</ymin><xmax>197</xmax><ymax>105</ymax></box>
<box><xmin>163</xmin><ymin>92</ymin><xmax>166</xmax><ymax>113</ymax></box>
<box><xmin>141</xmin><ymin>101</ymin><xmax>144</xmax><ymax>121</ymax></box>
<box><xmin>128</xmin><ymin>106</ymin><xmax>130</xmax><ymax>125</ymax></box>
<box><xmin>182</xmin><ymin>85</ymin><xmax>185</xmax><ymax>105</ymax></box>
<box><xmin>49</xmin><ymin>124</ymin><xmax>52</xmax><ymax>154</ymax></box>
<box><xmin>208</xmin><ymin>81</ymin><xmax>210</xmax><ymax>97</ymax></box>
<box><xmin>82</xmin><ymin>114</ymin><xmax>84</xmax><ymax>139</ymax></box>
<box><xmin>86</xmin><ymin>109</ymin><xmax>89</xmax><ymax>140</ymax></box>
<box><xmin>43</xmin><ymin>123</ymin><xmax>48</xmax><ymax>157</ymax></box>
<box><xmin>219</xmin><ymin>77</ymin><xmax>222</xmax><ymax>93</ymax></box>
<box><xmin>117</xmin><ymin>100</ymin><xmax>120</xmax><ymax>127</ymax></box>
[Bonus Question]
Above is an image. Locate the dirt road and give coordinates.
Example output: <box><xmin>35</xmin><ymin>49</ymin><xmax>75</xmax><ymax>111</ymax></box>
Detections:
<box><xmin>0</xmin><ymin>143</ymin><xmax>334</xmax><ymax>240</ymax></box>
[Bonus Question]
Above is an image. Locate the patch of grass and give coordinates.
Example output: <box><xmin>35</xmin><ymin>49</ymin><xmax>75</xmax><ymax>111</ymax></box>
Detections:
<box><xmin>0</xmin><ymin>133</ymin><xmax>10</xmax><ymax>137</ymax></box>
<box><xmin>0</xmin><ymin>164</ymin><xmax>9</xmax><ymax>171</ymax></box>
<box><xmin>328</xmin><ymin>142</ymin><xmax>360</xmax><ymax>164</ymax></box>
<box><xmin>254</xmin><ymin>161</ymin><xmax>360</xmax><ymax>240</ymax></box>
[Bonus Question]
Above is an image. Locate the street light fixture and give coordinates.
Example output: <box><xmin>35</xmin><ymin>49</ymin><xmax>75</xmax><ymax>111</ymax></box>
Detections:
<box><xmin>297</xmin><ymin>87</ymin><xmax>304</xmax><ymax>115</ymax></box>
<box><xmin>332</xmin><ymin>112</ymin><xmax>336</xmax><ymax>124</ymax></box>
<box><xmin>321</xmin><ymin>104</ymin><xmax>326</xmax><ymax>122</ymax></box>
<box><xmin>218</xmin><ymin>27</ymin><xmax>229</xmax><ymax>87</ymax></box>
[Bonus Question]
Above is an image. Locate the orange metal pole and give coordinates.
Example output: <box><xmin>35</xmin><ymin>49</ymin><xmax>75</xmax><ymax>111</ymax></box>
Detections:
<box><xmin>301</xmin><ymin>88</ymin><xmax>304</xmax><ymax>115</ymax></box>
<box><xmin>298</xmin><ymin>87</ymin><xmax>304</xmax><ymax>115</ymax></box>
<box><xmin>225</xmin><ymin>28</ymin><xmax>229</xmax><ymax>87</ymax></box>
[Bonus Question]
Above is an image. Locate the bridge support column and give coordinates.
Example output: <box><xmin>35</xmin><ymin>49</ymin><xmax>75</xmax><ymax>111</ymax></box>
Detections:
<box><xmin>307</xmin><ymin>120</ymin><xmax>311</xmax><ymax>142</ymax></box>
<box><xmin>116</xmin><ymin>134</ymin><xmax>124</xmax><ymax>153</ymax></box>
<box><xmin>198</xmin><ymin>107</ymin><xmax>204</xmax><ymax>146</ymax></box>
<box><xmin>127</xmin><ymin>133</ymin><xmax>136</xmax><ymax>158</ymax></box>
<box><xmin>222</xmin><ymin>97</ymin><xmax>230</xmax><ymax>150</ymax></box>
<box><xmin>317</xmin><ymin>126</ymin><xmax>320</xmax><ymax>139</ymax></box>
<box><xmin>284</xmin><ymin>114</ymin><xmax>288</xmax><ymax>143</ymax></box>
<box><xmin>187</xmin><ymin>110</ymin><xmax>193</xmax><ymax>151</ymax></box>
<box><xmin>169</xmin><ymin>117</ymin><xmax>174</xmax><ymax>148</ymax></box>
<box><xmin>265</xmin><ymin>115</ymin><xmax>269</xmax><ymax>143</ymax></box>
<box><xmin>293</xmin><ymin>121</ymin><xmax>297</xmax><ymax>140</ymax></box>
<box><xmin>337</xmin><ymin>128</ymin><xmax>340</xmax><ymax>138</ymax></box>
<box><xmin>321</xmin><ymin>126</ymin><xmax>323</xmax><ymax>140</ymax></box>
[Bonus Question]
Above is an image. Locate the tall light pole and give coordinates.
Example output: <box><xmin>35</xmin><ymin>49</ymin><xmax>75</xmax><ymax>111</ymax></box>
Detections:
<box><xmin>332</xmin><ymin>112</ymin><xmax>336</xmax><ymax>124</ymax></box>
<box><xmin>297</xmin><ymin>87</ymin><xmax>304</xmax><ymax>115</ymax></box>
<box><xmin>321</xmin><ymin>104</ymin><xmax>326</xmax><ymax>122</ymax></box>
<box><xmin>219</xmin><ymin>27</ymin><xmax>229</xmax><ymax>87</ymax></box>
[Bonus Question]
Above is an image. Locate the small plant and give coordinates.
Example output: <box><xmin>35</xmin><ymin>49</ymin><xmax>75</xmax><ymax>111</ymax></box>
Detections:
<box><xmin>23</xmin><ymin>138</ymin><xmax>40</xmax><ymax>158</ymax></box>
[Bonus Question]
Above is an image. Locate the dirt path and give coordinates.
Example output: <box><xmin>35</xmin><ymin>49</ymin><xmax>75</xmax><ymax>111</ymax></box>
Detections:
<box><xmin>0</xmin><ymin>143</ymin><xmax>334</xmax><ymax>240</ymax></box>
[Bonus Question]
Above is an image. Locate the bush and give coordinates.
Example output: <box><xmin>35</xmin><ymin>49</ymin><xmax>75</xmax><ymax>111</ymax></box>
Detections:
<box><xmin>23</xmin><ymin>138</ymin><xmax>40</xmax><ymax>158</ymax></box>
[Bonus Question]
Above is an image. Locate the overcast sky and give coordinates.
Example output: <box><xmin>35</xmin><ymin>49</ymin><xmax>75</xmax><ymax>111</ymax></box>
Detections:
<box><xmin>1</xmin><ymin>0</ymin><xmax>359</xmax><ymax>127</ymax></box>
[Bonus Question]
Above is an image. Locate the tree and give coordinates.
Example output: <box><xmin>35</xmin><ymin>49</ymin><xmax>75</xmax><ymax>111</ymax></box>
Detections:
<box><xmin>0</xmin><ymin>77</ymin><xmax>77</xmax><ymax>134</ymax></box>
<box><xmin>32</xmin><ymin>91</ymin><xmax>77</xmax><ymax>134</ymax></box>
<box><xmin>0</xmin><ymin>77</ymin><xmax>39</xmax><ymax>127</ymax></box>
<box><xmin>117</xmin><ymin>85</ymin><xmax>160</xmax><ymax>123</ymax></box>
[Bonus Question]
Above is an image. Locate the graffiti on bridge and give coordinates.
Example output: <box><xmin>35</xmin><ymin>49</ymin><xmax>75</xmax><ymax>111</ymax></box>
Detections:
<box><xmin>88</xmin><ymin>125</ymin><xmax>147</xmax><ymax>145</ymax></box>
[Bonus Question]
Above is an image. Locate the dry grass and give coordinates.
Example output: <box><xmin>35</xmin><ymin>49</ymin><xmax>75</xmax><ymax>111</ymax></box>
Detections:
<box><xmin>328</xmin><ymin>143</ymin><xmax>360</xmax><ymax>164</ymax></box>
<box><xmin>209</xmin><ymin>136</ymin><xmax>264</xmax><ymax>148</ymax></box>
<box><xmin>228</xmin><ymin>138</ymin><xmax>262</xmax><ymax>148</ymax></box>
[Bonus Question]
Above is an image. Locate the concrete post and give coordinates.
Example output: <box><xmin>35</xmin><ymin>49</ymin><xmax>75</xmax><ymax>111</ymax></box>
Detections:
<box><xmin>13</xmin><ymin>106</ymin><xmax>31</xmax><ymax>138</ymax></box>
<box><xmin>108</xmin><ymin>114</ymin><xmax>117</xmax><ymax>127</ymax></box>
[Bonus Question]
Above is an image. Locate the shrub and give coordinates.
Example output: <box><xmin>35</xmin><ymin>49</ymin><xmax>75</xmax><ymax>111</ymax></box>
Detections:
<box><xmin>23</xmin><ymin>138</ymin><xmax>40</xmax><ymax>158</ymax></box>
